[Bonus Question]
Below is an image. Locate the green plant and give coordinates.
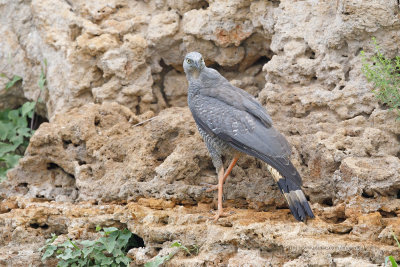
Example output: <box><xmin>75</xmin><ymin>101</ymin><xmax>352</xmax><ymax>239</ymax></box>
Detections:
<box><xmin>361</xmin><ymin>37</ymin><xmax>400</xmax><ymax>119</ymax></box>
<box><xmin>0</xmin><ymin>74</ymin><xmax>22</xmax><ymax>91</ymax></box>
<box><xmin>145</xmin><ymin>241</ymin><xmax>199</xmax><ymax>267</ymax></box>
<box><xmin>0</xmin><ymin>60</ymin><xmax>49</xmax><ymax>181</ymax></box>
<box><xmin>385</xmin><ymin>232</ymin><xmax>400</xmax><ymax>267</ymax></box>
<box><xmin>37</xmin><ymin>58</ymin><xmax>47</xmax><ymax>104</ymax></box>
<box><xmin>0</xmin><ymin>101</ymin><xmax>36</xmax><ymax>181</ymax></box>
<box><xmin>40</xmin><ymin>226</ymin><xmax>136</xmax><ymax>267</ymax></box>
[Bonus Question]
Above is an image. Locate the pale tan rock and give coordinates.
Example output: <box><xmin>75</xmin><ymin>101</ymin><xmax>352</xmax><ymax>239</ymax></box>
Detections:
<box><xmin>76</xmin><ymin>33</ymin><xmax>120</xmax><ymax>56</ymax></box>
<box><xmin>182</xmin><ymin>2</ymin><xmax>254</xmax><ymax>48</ymax></box>
<box><xmin>163</xmin><ymin>70</ymin><xmax>188</xmax><ymax>107</ymax></box>
<box><xmin>226</xmin><ymin>249</ymin><xmax>271</xmax><ymax>266</ymax></box>
<box><xmin>147</xmin><ymin>11</ymin><xmax>180</xmax><ymax>43</ymax></box>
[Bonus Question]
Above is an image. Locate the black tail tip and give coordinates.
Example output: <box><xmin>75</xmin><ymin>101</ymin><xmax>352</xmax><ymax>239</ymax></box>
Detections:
<box><xmin>289</xmin><ymin>199</ymin><xmax>315</xmax><ymax>222</ymax></box>
<box><xmin>276</xmin><ymin>178</ymin><xmax>314</xmax><ymax>222</ymax></box>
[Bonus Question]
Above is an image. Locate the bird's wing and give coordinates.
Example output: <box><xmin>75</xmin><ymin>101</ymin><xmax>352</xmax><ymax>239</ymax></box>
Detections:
<box><xmin>199</xmin><ymin>70</ymin><xmax>274</xmax><ymax>128</ymax></box>
<box><xmin>190</xmin><ymin>94</ymin><xmax>302</xmax><ymax>186</ymax></box>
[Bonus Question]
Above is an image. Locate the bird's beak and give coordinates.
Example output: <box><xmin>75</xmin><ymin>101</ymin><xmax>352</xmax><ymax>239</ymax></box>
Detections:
<box><xmin>195</xmin><ymin>61</ymin><xmax>201</xmax><ymax>70</ymax></box>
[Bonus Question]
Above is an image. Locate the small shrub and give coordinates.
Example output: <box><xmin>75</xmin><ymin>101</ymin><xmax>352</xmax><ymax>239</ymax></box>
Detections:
<box><xmin>40</xmin><ymin>226</ymin><xmax>135</xmax><ymax>267</ymax></box>
<box><xmin>361</xmin><ymin>37</ymin><xmax>400</xmax><ymax>119</ymax></box>
<box><xmin>0</xmin><ymin>101</ymin><xmax>35</xmax><ymax>181</ymax></box>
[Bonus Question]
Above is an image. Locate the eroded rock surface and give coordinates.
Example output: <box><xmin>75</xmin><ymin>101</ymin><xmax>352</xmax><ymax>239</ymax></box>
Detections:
<box><xmin>1</xmin><ymin>0</ymin><xmax>400</xmax><ymax>265</ymax></box>
<box><xmin>1</xmin><ymin>197</ymin><xmax>399</xmax><ymax>266</ymax></box>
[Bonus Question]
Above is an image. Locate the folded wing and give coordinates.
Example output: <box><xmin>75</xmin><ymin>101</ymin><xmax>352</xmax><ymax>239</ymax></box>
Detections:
<box><xmin>190</xmin><ymin>94</ymin><xmax>302</xmax><ymax>187</ymax></box>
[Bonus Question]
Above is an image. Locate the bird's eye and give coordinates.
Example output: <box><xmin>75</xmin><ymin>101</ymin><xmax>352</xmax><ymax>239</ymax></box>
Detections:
<box><xmin>186</xmin><ymin>58</ymin><xmax>192</xmax><ymax>64</ymax></box>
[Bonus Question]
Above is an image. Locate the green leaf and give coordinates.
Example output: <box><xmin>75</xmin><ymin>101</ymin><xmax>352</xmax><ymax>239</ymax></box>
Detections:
<box><xmin>171</xmin><ymin>241</ymin><xmax>191</xmax><ymax>255</ymax></box>
<box><xmin>82</xmin><ymin>246</ymin><xmax>94</xmax><ymax>258</ymax></box>
<box><xmin>48</xmin><ymin>233</ymin><xmax>58</xmax><ymax>244</ymax></box>
<box><xmin>96</xmin><ymin>225</ymin><xmax>102</xmax><ymax>232</ymax></box>
<box><xmin>93</xmin><ymin>250</ymin><xmax>109</xmax><ymax>264</ymax></box>
<box><xmin>39</xmin><ymin>234</ymin><xmax>57</xmax><ymax>252</ymax></box>
<box><xmin>59</xmin><ymin>240</ymin><xmax>74</xmax><ymax>249</ymax></box>
<box><xmin>80</xmin><ymin>240</ymin><xmax>97</xmax><ymax>247</ymax></box>
<box><xmin>38</xmin><ymin>71</ymin><xmax>46</xmax><ymax>91</ymax></box>
<box><xmin>17</xmin><ymin>127</ymin><xmax>33</xmax><ymax>138</ymax></box>
<box><xmin>21</xmin><ymin>102</ymin><xmax>36</xmax><ymax>118</ymax></box>
<box><xmin>112</xmin><ymin>247</ymin><xmax>123</xmax><ymax>258</ymax></box>
<box><xmin>103</xmin><ymin>232</ymin><xmax>118</xmax><ymax>253</ymax></box>
<box><xmin>57</xmin><ymin>248</ymin><xmax>74</xmax><ymax>260</ymax></box>
<box><xmin>41</xmin><ymin>245</ymin><xmax>57</xmax><ymax>261</ymax></box>
<box><xmin>70</xmin><ymin>249</ymin><xmax>82</xmax><ymax>259</ymax></box>
<box><xmin>116</xmin><ymin>255</ymin><xmax>130</xmax><ymax>266</ymax></box>
<box><xmin>0</xmin><ymin>109</ymin><xmax>10</xmax><ymax>120</ymax></box>
<box><xmin>393</xmin><ymin>233</ymin><xmax>400</xmax><ymax>248</ymax></box>
<box><xmin>386</xmin><ymin>256</ymin><xmax>398</xmax><ymax>267</ymax></box>
<box><xmin>5</xmin><ymin>75</ymin><xmax>22</xmax><ymax>91</ymax></box>
<box><xmin>0</xmin><ymin>73</ymin><xmax>7</xmax><ymax>78</ymax></box>
<box><xmin>0</xmin><ymin>121</ymin><xmax>15</xmax><ymax>140</ymax></box>
<box><xmin>100</xmin><ymin>256</ymin><xmax>113</xmax><ymax>265</ymax></box>
<box><xmin>7</xmin><ymin>109</ymin><xmax>20</xmax><ymax>123</ymax></box>
<box><xmin>1</xmin><ymin>154</ymin><xmax>21</xmax><ymax>168</ymax></box>
<box><xmin>145</xmin><ymin>254</ymin><xmax>173</xmax><ymax>267</ymax></box>
<box><xmin>117</xmin><ymin>229</ymin><xmax>132</xmax><ymax>248</ymax></box>
<box><xmin>9</xmin><ymin>134</ymin><xmax>24</xmax><ymax>148</ymax></box>
<box><xmin>77</xmin><ymin>258</ymin><xmax>90</xmax><ymax>266</ymax></box>
<box><xmin>103</xmin><ymin>227</ymin><xmax>119</xmax><ymax>235</ymax></box>
<box><xmin>68</xmin><ymin>238</ymin><xmax>80</xmax><ymax>251</ymax></box>
<box><xmin>57</xmin><ymin>260</ymin><xmax>69</xmax><ymax>267</ymax></box>
<box><xmin>15</xmin><ymin>114</ymin><xmax>28</xmax><ymax>128</ymax></box>
<box><xmin>0</xmin><ymin>168</ymin><xmax>7</xmax><ymax>182</ymax></box>
<box><xmin>0</xmin><ymin>142</ymin><xmax>20</xmax><ymax>158</ymax></box>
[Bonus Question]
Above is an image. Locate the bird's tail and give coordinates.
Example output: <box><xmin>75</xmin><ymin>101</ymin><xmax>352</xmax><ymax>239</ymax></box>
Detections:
<box><xmin>266</xmin><ymin>165</ymin><xmax>314</xmax><ymax>221</ymax></box>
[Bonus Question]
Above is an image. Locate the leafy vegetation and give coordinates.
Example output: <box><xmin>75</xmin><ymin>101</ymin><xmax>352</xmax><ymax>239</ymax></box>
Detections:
<box><xmin>0</xmin><ymin>60</ymin><xmax>48</xmax><ymax>181</ymax></box>
<box><xmin>0</xmin><ymin>74</ymin><xmax>22</xmax><ymax>91</ymax></box>
<box><xmin>361</xmin><ymin>37</ymin><xmax>400</xmax><ymax>120</ymax></box>
<box><xmin>0</xmin><ymin>101</ymin><xmax>35</xmax><ymax>181</ymax></box>
<box><xmin>40</xmin><ymin>226</ymin><xmax>137</xmax><ymax>267</ymax></box>
<box><xmin>145</xmin><ymin>241</ymin><xmax>199</xmax><ymax>267</ymax></box>
<box><xmin>385</xmin><ymin>233</ymin><xmax>400</xmax><ymax>267</ymax></box>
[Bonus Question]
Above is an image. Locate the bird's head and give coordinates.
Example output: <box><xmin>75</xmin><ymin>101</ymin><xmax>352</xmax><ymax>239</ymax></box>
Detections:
<box><xmin>183</xmin><ymin>52</ymin><xmax>205</xmax><ymax>79</ymax></box>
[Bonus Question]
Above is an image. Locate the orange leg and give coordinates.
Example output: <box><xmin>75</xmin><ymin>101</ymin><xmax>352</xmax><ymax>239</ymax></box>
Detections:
<box><xmin>205</xmin><ymin>155</ymin><xmax>240</xmax><ymax>192</ymax></box>
<box><xmin>222</xmin><ymin>155</ymin><xmax>239</xmax><ymax>184</ymax></box>
<box><xmin>214</xmin><ymin>166</ymin><xmax>225</xmax><ymax>221</ymax></box>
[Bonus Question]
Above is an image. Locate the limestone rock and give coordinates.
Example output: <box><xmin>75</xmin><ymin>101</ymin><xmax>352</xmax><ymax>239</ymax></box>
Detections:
<box><xmin>163</xmin><ymin>70</ymin><xmax>188</xmax><ymax>107</ymax></box>
<box><xmin>147</xmin><ymin>11</ymin><xmax>180</xmax><ymax>43</ymax></box>
<box><xmin>1</xmin><ymin>198</ymin><xmax>398</xmax><ymax>266</ymax></box>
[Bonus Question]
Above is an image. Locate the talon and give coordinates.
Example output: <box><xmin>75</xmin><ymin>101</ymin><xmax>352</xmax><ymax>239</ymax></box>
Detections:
<box><xmin>210</xmin><ymin>209</ymin><xmax>231</xmax><ymax>221</ymax></box>
<box><xmin>200</xmin><ymin>183</ymin><xmax>218</xmax><ymax>192</ymax></box>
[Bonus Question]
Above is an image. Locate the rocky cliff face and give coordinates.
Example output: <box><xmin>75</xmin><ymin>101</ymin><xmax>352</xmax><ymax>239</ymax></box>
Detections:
<box><xmin>1</xmin><ymin>0</ymin><xmax>400</xmax><ymax>266</ymax></box>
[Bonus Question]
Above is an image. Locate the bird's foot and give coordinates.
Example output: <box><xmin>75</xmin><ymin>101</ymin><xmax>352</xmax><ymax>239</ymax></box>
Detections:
<box><xmin>200</xmin><ymin>182</ymin><xmax>218</xmax><ymax>192</ymax></box>
<box><xmin>210</xmin><ymin>209</ymin><xmax>233</xmax><ymax>221</ymax></box>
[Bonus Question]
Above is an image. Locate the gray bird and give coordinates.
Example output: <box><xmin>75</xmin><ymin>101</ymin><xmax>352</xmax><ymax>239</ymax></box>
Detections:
<box><xmin>183</xmin><ymin>51</ymin><xmax>314</xmax><ymax>221</ymax></box>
